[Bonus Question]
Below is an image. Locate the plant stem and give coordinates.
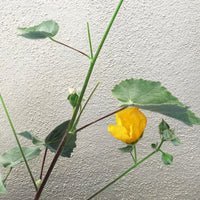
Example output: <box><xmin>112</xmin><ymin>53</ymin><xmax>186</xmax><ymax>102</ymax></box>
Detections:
<box><xmin>133</xmin><ymin>145</ymin><xmax>137</xmax><ymax>164</ymax></box>
<box><xmin>130</xmin><ymin>152</ymin><xmax>135</xmax><ymax>163</ymax></box>
<box><xmin>73</xmin><ymin>82</ymin><xmax>100</xmax><ymax>129</ymax></box>
<box><xmin>34</xmin><ymin>1</ymin><xmax>124</xmax><ymax>199</ymax></box>
<box><xmin>3</xmin><ymin>167</ymin><xmax>12</xmax><ymax>184</ymax></box>
<box><xmin>0</xmin><ymin>94</ymin><xmax>38</xmax><ymax>191</ymax></box>
<box><xmin>40</xmin><ymin>147</ymin><xmax>48</xmax><ymax>180</ymax></box>
<box><xmin>76</xmin><ymin>107</ymin><xmax>126</xmax><ymax>133</ymax></box>
<box><xmin>87</xmin><ymin>22</ymin><xmax>93</xmax><ymax>59</ymax></box>
<box><xmin>87</xmin><ymin>140</ymin><xmax>164</xmax><ymax>200</ymax></box>
<box><xmin>49</xmin><ymin>37</ymin><xmax>90</xmax><ymax>59</ymax></box>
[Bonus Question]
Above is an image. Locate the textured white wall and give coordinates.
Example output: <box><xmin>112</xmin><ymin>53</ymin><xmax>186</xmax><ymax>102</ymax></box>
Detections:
<box><xmin>0</xmin><ymin>0</ymin><xmax>200</xmax><ymax>199</ymax></box>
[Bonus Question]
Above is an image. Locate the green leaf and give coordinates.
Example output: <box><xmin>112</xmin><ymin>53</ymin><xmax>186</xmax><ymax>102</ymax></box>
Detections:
<box><xmin>159</xmin><ymin>119</ymin><xmax>170</xmax><ymax>134</ymax></box>
<box><xmin>18</xmin><ymin>131</ymin><xmax>44</xmax><ymax>146</ymax></box>
<box><xmin>119</xmin><ymin>145</ymin><xmax>133</xmax><ymax>153</ymax></box>
<box><xmin>158</xmin><ymin>120</ymin><xmax>182</xmax><ymax>146</ymax></box>
<box><xmin>112</xmin><ymin>79</ymin><xmax>200</xmax><ymax>126</ymax></box>
<box><xmin>36</xmin><ymin>179</ymin><xmax>42</xmax><ymax>189</ymax></box>
<box><xmin>161</xmin><ymin>152</ymin><xmax>173</xmax><ymax>165</ymax></box>
<box><xmin>45</xmin><ymin>120</ymin><xmax>77</xmax><ymax>158</ymax></box>
<box><xmin>0</xmin><ymin>146</ymin><xmax>41</xmax><ymax>168</ymax></box>
<box><xmin>67</xmin><ymin>93</ymin><xmax>79</xmax><ymax>108</ymax></box>
<box><xmin>0</xmin><ymin>173</ymin><xmax>7</xmax><ymax>194</ymax></box>
<box><xmin>162</xmin><ymin>129</ymin><xmax>176</xmax><ymax>141</ymax></box>
<box><xmin>18</xmin><ymin>20</ymin><xmax>59</xmax><ymax>39</ymax></box>
<box><xmin>171</xmin><ymin>137</ymin><xmax>182</xmax><ymax>146</ymax></box>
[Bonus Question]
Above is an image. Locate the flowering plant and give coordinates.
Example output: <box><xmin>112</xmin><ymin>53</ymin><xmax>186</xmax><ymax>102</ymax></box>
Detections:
<box><xmin>0</xmin><ymin>0</ymin><xmax>199</xmax><ymax>199</ymax></box>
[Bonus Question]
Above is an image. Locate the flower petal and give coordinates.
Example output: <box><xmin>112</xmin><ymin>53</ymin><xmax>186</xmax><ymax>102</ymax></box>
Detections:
<box><xmin>108</xmin><ymin>124</ymin><xmax>131</xmax><ymax>143</ymax></box>
<box><xmin>108</xmin><ymin>107</ymin><xmax>147</xmax><ymax>144</ymax></box>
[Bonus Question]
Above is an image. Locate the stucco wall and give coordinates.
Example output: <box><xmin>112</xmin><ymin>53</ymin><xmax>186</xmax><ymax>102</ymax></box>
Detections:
<box><xmin>0</xmin><ymin>0</ymin><xmax>200</xmax><ymax>199</ymax></box>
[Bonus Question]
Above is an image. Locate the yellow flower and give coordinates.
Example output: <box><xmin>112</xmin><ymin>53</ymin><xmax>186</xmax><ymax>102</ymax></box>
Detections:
<box><xmin>108</xmin><ymin>107</ymin><xmax>147</xmax><ymax>144</ymax></box>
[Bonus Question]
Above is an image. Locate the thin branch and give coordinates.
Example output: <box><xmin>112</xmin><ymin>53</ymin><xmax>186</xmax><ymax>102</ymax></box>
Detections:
<box><xmin>133</xmin><ymin>145</ymin><xmax>137</xmax><ymax>164</ymax></box>
<box><xmin>87</xmin><ymin>22</ymin><xmax>93</xmax><ymax>59</ymax></box>
<box><xmin>40</xmin><ymin>147</ymin><xmax>48</xmax><ymax>180</ymax></box>
<box><xmin>49</xmin><ymin>37</ymin><xmax>90</xmax><ymax>59</ymax></box>
<box><xmin>3</xmin><ymin>167</ymin><xmax>12</xmax><ymax>184</ymax></box>
<box><xmin>130</xmin><ymin>152</ymin><xmax>135</xmax><ymax>163</ymax></box>
<box><xmin>0</xmin><ymin>94</ymin><xmax>38</xmax><ymax>191</ymax></box>
<box><xmin>76</xmin><ymin>106</ymin><xmax>126</xmax><ymax>133</ymax></box>
<box><xmin>73</xmin><ymin>82</ymin><xmax>100</xmax><ymax>129</ymax></box>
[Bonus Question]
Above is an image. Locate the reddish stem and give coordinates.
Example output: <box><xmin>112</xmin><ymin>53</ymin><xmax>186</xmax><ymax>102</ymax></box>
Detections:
<box><xmin>34</xmin><ymin>106</ymin><xmax>126</xmax><ymax>199</ymax></box>
<box><xmin>40</xmin><ymin>147</ymin><xmax>48</xmax><ymax>180</ymax></box>
<box><xmin>76</xmin><ymin>107</ymin><xmax>126</xmax><ymax>133</ymax></box>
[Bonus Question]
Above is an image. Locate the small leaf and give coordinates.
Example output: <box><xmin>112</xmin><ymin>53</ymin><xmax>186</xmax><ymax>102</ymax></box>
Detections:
<box><xmin>18</xmin><ymin>20</ymin><xmax>59</xmax><ymax>39</ymax></box>
<box><xmin>162</xmin><ymin>129</ymin><xmax>176</xmax><ymax>141</ymax></box>
<box><xmin>119</xmin><ymin>145</ymin><xmax>133</xmax><ymax>153</ymax></box>
<box><xmin>161</xmin><ymin>152</ymin><xmax>173</xmax><ymax>165</ymax></box>
<box><xmin>112</xmin><ymin>79</ymin><xmax>200</xmax><ymax>126</ymax></box>
<box><xmin>45</xmin><ymin>120</ymin><xmax>77</xmax><ymax>158</ymax></box>
<box><xmin>0</xmin><ymin>146</ymin><xmax>41</xmax><ymax>168</ymax></box>
<box><xmin>151</xmin><ymin>143</ymin><xmax>158</xmax><ymax>149</ymax></box>
<box><xmin>67</xmin><ymin>93</ymin><xmax>79</xmax><ymax>108</ymax></box>
<box><xmin>18</xmin><ymin>131</ymin><xmax>43</xmax><ymax>146</ymax></box>
<box><xmin>0</xmin><ymin>173</ymin><xmax>7</xmax><ymax>194</ymax></box>
<box><xmin>159</xmin><ymin>119</ymin><xmax>170</xmax><ymax>134</ymax></box>
<box><xmin>171</xmin><ymin>137</ymin><xmax>182</xmax><ymax>146</ymax></box>
<box><xmin>36</xmin><ymin>179</ymin><xmax>42</xmax><ymax>189</ymax></box>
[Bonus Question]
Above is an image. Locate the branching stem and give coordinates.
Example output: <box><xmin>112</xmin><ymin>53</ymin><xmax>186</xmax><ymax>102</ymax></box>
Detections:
<box><xmin>34</xmin><ymin>1</ymin><xmax>124</xmax><ymax>199</ymax></box>
<box><xmin>87</xmin><ymin>140</ymin><xmax>164</xmax><ymax>200</ymax></box>
<box><xmin>49</xmin><ymin>37</ymin><xmax>90</xmax><ymax>59</ymax></box>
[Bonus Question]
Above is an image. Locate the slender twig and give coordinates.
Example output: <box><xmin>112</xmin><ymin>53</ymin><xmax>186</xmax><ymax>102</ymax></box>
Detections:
<box><xmin>87</xmin><ymin>22</ymin><xmax>93</xmax><ymax>59</ymax></box>
<box><xmin>87</xmin><ymin>140</ymin><xmax>164</xmax><ymax>200</ymax></box>
<box><xmin>76</xmin><ymin>106</ymin><xmax>126</xmax><ymax>133</ymax></box>
<box><xmin>130</xmin><ymin>152</ymin><xmax>135</xmax><ymax>163</ymax></box>
<box><xmin>49</xmin><ymin>37</ymin><xmax>90</xmax><ymax>59</ymax></box>
<box><xmin>0</xmin><ymin>94</ymin><xmax>38</xmax><ymax>191</ymax></box>
<box><xmin>40</xmin><ymin>147</ymin><xmax>48</xmax><ymax>180</ymax></box>
<box><xmin>73</xmin><ymin>82</ymin><xmax>100</xmax><ymax>129</ymax></box>
<box><xmin>133</xmin><ymin>145</ymin><xmax>137</xmax><ymax>164</ymax></box>
<box><xmin>3</xmin><ymin>167</ymin><xmax>12</xmax><ymax>184</ymax></box>
<box><xmin>34</xmin><ymin>1</ymin><xmax>124</xmax><ymax>199</ymax></box>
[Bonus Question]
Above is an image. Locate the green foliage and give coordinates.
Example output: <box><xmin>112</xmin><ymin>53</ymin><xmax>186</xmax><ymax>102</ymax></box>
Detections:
<box><xmin>0</xmin><ymin>146</ymin><xmax>41</xmax><ymax>168</ymax></box>
<box><xmin>45</xmin><ymin>120</ymin><xmax>77</xmax><ymax>157</ymax></box>
<box><xmin>36</xmin><ymin>179</ymin><xmax>42</xmax><ymax>189</ymax></box>
<box><xmin>171</xmin><ymin>137</ymin><xmax>182</xmax><ymax>146</ymax></box>
<box><xmin>112</xmin><ymin>79</ymin><xmax>200</xmax><ymax>126</ymax></box>
<box><xmin>159</xmin><ymin>120</ymin><xmax>182</xmax><ymax>146</ymax></box>
<box><xmin>159</xmin><ymin>119</ymin><xmax>170</xmax><ymax>134</ymax></box>
<box><xmin>18</xmin><ymin>20</ymin><xmax>59</xmax><ymax>39</ymax></box>
<box><xmin>18</xmin><ymin>131</ymin><xmax>43</xmax><ymax>146</ymax></box>
<box><xmin>0</xmin><ymin>173</ymin><xmax>7</xmax><ymax>194</ymax></box>
<box><xmin>68</xmin><ymin>93</ymin><xmax>79</xmax><ymax>108</ymax></box>
<box><xmin>161</xmin><ymin>152</ymin><xmax>173</xmax><ymax>165</ymax></box>
<box><xmin>119</xmin><ymin>145</ymin><xmax>133</xmax><ymax>153</ymax></box>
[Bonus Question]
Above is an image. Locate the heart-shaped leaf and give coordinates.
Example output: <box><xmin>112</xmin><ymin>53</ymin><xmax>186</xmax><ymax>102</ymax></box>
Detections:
<box><xmin>18</xmin><ymin>131</ymin><xmax>44</xmax><ymax>146</ymax></box>
<box><xmin>18</xmin><ymin>20</ymin><xmax>59</xmax><ymax>39</ymax></box>
<box><xmin>45</xmin><ymin>120</ymin><xmax>77</xmax><ymax>158</ymax></box>
<box><xmin>0</xmin><ymin>173</ymin><xmax>7</xmax><ymax>194</ymax></box>
<box><xmin>0</xmin><ymin>146</ymin><xmax>41</xmax><ymax>168</ymax></box>
<box><xmin>112</xmin><ymin>79</ymin><xmax>200</xmax><ymax>126</ymax></box>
